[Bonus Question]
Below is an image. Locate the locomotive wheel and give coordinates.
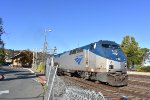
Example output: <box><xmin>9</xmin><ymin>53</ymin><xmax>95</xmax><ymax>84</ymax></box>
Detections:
<box><xmin>68</xmin><ymin>73</ymin><xmax>73</xmax><ymax>77</ymax></box>
<box><xmin>83</xmin><ymin>72</ymin><xmax>89</xmax><ymax>80</ymax></box>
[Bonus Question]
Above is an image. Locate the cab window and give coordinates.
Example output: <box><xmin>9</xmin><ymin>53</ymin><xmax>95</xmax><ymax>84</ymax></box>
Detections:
<box><xmin>102</xmin><ymin>44</ymin><xmax>120</xmax><ymax>49</ymax></box>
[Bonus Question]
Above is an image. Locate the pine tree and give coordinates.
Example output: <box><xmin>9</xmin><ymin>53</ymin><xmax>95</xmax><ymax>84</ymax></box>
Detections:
<box><xmin>0</xmin><ymin>17</ymin><xmax>4</xmax><ymax>47</ymax></box>
<box><xmin>0</xmin><ymin>17</ymin><xmax>4</xmax><ymax>36</ymax></box>
<box><xmin>0</xmin><ymin>48</ymin><xmax>5</xmax><ymax>65</ymax></box>
<box><xmin>0</xmin><ymin>17</ymin><xmax>5</xmax><ymax>65</ymax></box>
<box><xmin>121</xmin><ymin>36</ymin><xmax>139</xmax><ymax>68</ymax></box>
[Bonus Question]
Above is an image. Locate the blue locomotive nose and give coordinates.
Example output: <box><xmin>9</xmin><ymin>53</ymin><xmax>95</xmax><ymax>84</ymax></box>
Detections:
<box><xmin>91</xmin><ymin>41</ymin><xmax>127</xmax><ymax>62</ymax></box>
<box><xmin>107</xmin><ymin>48</ymin><xmax>127</xmax><ymax>73</ymax></box>
<box><xmin>100</xmin><ymin>42</ymin><xmax>126</xmax><ymax>62</ymax></box>
<box><xmin>99</xmin><ymin>42</ymin><xmax>127</xmax><ymax>73</ymax></box>
<box><xmin>111</xmin><ymin>48</ymin><xmax>126</xmax><ymax>62</ymax></box>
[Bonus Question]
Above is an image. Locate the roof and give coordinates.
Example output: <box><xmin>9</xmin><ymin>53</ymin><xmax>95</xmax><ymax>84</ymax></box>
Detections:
<box><xmin>10</xmin><ymin>52</ymin><xmax>22</xmax><ymax>59</ymax></box>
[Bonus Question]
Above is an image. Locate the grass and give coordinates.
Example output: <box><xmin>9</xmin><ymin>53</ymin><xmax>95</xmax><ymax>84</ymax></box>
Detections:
<box><xmin>137</xmin><ymin>66</ymin><xmax>150</xmax><ymax>72</ymax></box>
<box><xmin>32</xmin><ymin>63</ymin><xmax>45</xmax><ymax>74</ymax></box>
<box><xmin>38</xmin><ymin>63</ymin><xmax>45</xmax><ymax>74</ymax></box>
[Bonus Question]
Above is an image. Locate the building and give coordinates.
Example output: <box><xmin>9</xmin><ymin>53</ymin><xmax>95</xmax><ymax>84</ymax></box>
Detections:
<box><xmin>11</xmin><ymin>50</ymin><xmax>33</xmax><ymax>67</ymax></box>
<box><xmin>11</xmin><ymin>52</ymin><xmax>22</xmax><ymax>67</ymax></box>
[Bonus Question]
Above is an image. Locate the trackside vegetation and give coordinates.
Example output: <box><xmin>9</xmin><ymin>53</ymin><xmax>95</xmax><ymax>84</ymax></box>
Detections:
<box><xmin>38</xmin><ymin>62</ymin><xmax>44</xmax><ymax>74</ymax></box>
<box><xmin>33</xmin><ymin>62</ymin><xmax>44</xmax><ymax>74</ymax></box>
<box><xmin>0</xmin><ymin>48</ymin><xmax>5</xmax><ymax>65</ymax></box>
<box><xmin>120</xmin><ymin>35</ymin><xmax>150</xmax><ymax>72</ymax></box>
<box><xmin>0</xmin><ymin>18</ymin><xmax>5</xmax><ymax>65</ymax></box>
<box><xmin>137</xmin><ymin>66</ymin><xmax>150</xmax><ymax>72</ymax></box>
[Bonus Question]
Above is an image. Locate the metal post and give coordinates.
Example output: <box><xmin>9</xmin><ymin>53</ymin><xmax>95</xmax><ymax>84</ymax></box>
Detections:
<box><xmin>32</xmin><ymin>49</ymin><xmax>35</xmax><ymax>68</ymax></box>
<box><xmin>43</xmin><ymin>30</ymin><xmax>47</xmax><ymax>70</ymax></box>
<box><xmin>47</xmin><ymin>65</ymin><xmax>51</xmax><ymax>85</ymax></box>
<box><xmin>43</xmin><ymin>29</ymin><xmax>51</xmax><ymax>74</ymax></box>
<box><xmin>35</xmin><ymin>48</ymin><xmax>38</xmax><ymax>69</ymax></box>
<box><xmin>88</xmin><ymin>49</ymin><xmax>89</xmax><ymax>67</ymax></box>
<box><xmin>46</xmin><ymin>57</ymin><xmax>53</xmax><ymax>86</ymax></box>
<box><xmin>47</xmin><ymin>65</ymin><xmax>58</xmax><ymax>100</ymax></box>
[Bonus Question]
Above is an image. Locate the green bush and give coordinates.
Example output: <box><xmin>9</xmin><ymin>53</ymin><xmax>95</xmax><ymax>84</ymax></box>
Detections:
<box><xmin>137</xmin><ymin>66</ymin><xmax>150</xmax><ymax>72</ymax></box>
<box><xmin>38</xmin><ymin>63</ymin><xmax>45</xmax><ymax>74</ymax></box>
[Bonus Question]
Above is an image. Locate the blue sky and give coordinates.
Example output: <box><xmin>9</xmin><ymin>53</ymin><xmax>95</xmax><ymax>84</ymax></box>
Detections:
<box><xmin>1</xmin><ymin>0</ymin><xmax>150</xmax><ymax>53</ymax></box>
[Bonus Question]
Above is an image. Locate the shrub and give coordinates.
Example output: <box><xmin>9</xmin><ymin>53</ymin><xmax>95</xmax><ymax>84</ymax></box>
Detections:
<box><xmin>137</xmin><ymin>66</ymin><xmax>150</xmax><ymax>72</ymax></box>
<box><xmin>38</xmin><ymin>63</ymin><xmax>45</xmax><ymax>74</ymax></box>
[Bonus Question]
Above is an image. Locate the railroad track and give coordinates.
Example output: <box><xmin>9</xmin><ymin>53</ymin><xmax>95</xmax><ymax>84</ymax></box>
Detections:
<box><xmin>128</xmin><ymin>80</ymin><xmax>150</xmax><ymax>87</ymax></box>
<box><xmin>129</xmin><ymin>74</ymin><xmax>150</xmax><ymax>79</ymax></box>
<box><xmin>128</xmin><ymin>74</ymin><xmax>150</xmax><ymax>90</ymax></box>
<box><xmin>63</xmin><ymin>75</ymin><xmax>150</xmax><ymax>100</ymax></box>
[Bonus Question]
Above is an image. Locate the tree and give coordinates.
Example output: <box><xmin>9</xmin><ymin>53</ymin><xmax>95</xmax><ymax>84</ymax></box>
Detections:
<box><xmin>0</xmin><ymin>17</ymin><xmax>5</xmax><ymax>65</ymax></box>
<box><xmin>0</xmin><ymin>17</ymin><xmax>5</xmax><ymax>38</ymax></box>
<box><xmin>0</xmin><ymin>48</ymin><xmax>5</xmax><ymax>65</ymax></box>
<box><xmin>120</xmin><ymin>36</ymin><xmax>129</xmax><ymax>56</ymax></box>
<box><xmin>19</xmin><ymin>50</ymin><xmax>33</xmax><ymax>67</ymax></box>
<box><xmin>121</xmin><ymin>35</ymin><xmax>139</xmax><ymax>68</ymax></box>
<box><xmin>0</xmin><ymin>17</ymin><xmax>3</xmax><ymax>33</ymax></box>
<box><xmin>139</xmin><ymin>48</ymin><xmax>149</xmax><ymax>66</ymax></box>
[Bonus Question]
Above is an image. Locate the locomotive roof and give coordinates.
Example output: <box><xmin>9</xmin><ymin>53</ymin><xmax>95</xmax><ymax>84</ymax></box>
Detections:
<box><xmin>55</xmin><ymin>40</ymin><xmax>118</xmax><ymax>56</ymax></box>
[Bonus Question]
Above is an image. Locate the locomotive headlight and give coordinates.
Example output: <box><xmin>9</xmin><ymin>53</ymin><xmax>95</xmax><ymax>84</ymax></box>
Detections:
<box><xmin>91</xmin><ymin>68</ymin><xmax>94</xmax><ymax>72</ymax></box>
<box><xmin>109</xmin><ymin>65</ymin><xmax>114</xmax><ymax>69</ymax></box>
<box><xmin>116</xmin><ymin>57</ymin><xmax>121</xmax><ymax>61</ymax></box>
<box><xmin>125</xmin><ymin>62</ymin><xmax>127</xmax><ymax>68</ymax></box>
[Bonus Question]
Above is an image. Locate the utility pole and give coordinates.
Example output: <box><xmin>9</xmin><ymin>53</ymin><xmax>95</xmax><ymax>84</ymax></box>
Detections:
<box><xmin>42</xmin><ymin>30</ymin><xmax>47</xmax><ymax>64</ymax></box>
<box><xmin>32</xmin><ymin>49</ymin><xmax>35</xmax><ymax>68</ymax></box>
<box><xmin>43</xmin><ymin>29</ymin><xmax>51</xmax><ymax>74</ymax></box>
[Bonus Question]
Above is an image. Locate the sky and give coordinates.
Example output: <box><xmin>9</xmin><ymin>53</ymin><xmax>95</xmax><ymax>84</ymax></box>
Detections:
<box><xmin>0</xmin><ymin>0</ymin><xmax>150</xmax><ymax>53</ymax></box>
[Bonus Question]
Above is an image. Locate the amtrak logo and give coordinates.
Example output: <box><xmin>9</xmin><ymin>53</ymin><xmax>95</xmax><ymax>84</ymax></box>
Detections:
<box><xmin>112</xmin><ymin>50</ymin><xmax>118</xmax><ymax>55</ymax></box>
<box><xmin>74</xmin><ymin>55</ymin><xmax>83</xmax><ymax>65</ymax></box>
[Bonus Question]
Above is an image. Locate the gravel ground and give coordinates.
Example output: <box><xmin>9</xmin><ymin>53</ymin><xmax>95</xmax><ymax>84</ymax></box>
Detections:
<box><xmin>61</xmin><ymin>76</ymin><xmax>88</xmax><ymax>89</ymax></box>
<box><xmin>45</xmin><ymin>68</ymin><xmax>150</xmax><ymax>100</ymax></box>
<box><xmin>129</xmin><ymin>77</ymin><xmax>150</xmax><ymax>83</ymax></box>
<box><xmin>128</xmin><ymin>84</ymin><xmax>150</xmax><ymax>90</ymax></box>
<box><xmin>128</xmin><ymin>75</ymin><xmax>150</xmax><ymax>91</ymax></box>
<box><xmin>45</xmin><ymin>76</ymin><xmax>105</xmax><ymax>100</ymax></box>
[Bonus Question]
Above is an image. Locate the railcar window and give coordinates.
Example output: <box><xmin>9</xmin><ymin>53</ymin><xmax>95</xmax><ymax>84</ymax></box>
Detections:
<box><xmin>102</xmin><ymin>44</ymin><xmax>111</xmax><ymax>48</ymax></box>
<box><xmin>90</xmin><ymin>43</ymin><xmax>95</xmax><ymax>50</ymax></box>
<box><xmin>69</xmin><ymin>50</ymin><xmax>73</xmax><ymax>55</ymax></box>
<box><xmin>112</xmin><ymin>45</ymin><xmax>120</xmax><ymax>49</ymax></box>
<box><xmin>69</xmin><ymin>48</ymin><xmax>83</xmax><ymax>55</ymax></box>
<box><xmin>69</xmin><ymin>49</ymin><xmax>76</xmax><ymax>55</ymax></box>
<box><xmin>102</xmin><ymin>44</ymin><xmax>120</xmax><ymax>49</ymax></box>
<box><xmin>76</xmin><ymin>48</ymin><xmax>83</xmax><ymax>53</ymax></box>
<box><xmin>72</xmin><ymin>50</ymin><xmax>76</xmax><ymax>54</ymax></box>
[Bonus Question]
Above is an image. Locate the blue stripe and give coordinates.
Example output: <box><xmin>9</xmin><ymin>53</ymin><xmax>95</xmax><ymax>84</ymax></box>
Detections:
<box><xmin>75</xmin><ymin>57</ymin><xmax>83</xmax><ymax>64</ymax></box>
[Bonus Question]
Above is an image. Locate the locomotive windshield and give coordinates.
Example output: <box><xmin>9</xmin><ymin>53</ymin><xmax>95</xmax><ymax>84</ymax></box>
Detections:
<box><xmin>102</xmin><ymin>44</ymin><xmax>120</xmax><ymax>49</ymax></box>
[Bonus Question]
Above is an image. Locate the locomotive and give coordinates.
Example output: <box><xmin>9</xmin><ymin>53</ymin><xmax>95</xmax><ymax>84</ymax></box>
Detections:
<box><xmin>54</xmin><ymin>40</ymin><xmax>128</xmax><ymax>86</ymax></box>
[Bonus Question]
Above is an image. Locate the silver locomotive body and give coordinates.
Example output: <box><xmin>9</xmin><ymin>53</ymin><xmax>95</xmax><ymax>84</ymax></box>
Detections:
<box><xmin>54</xmin><ymin>40</ymin><xmax>128</xmax><ymax>86</ymax></box>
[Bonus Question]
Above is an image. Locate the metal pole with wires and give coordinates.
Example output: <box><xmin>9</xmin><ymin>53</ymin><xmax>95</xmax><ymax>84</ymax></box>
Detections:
<box><xmin>43</xmin><ymin>29</ymin><xmax>51</xmax><ymax>74</ymax></box>
<box><xmin>32</xmin><ymin>49</ymin><xmax>35</xmax><ymax>68</ymax></box>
